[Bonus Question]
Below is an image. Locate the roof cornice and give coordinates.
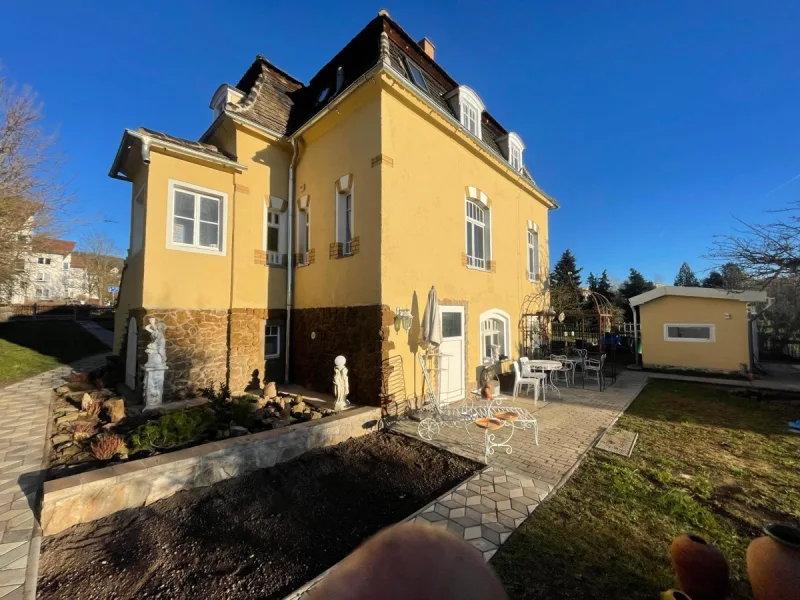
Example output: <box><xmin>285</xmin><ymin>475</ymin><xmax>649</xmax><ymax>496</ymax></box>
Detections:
<box><xmin>629</xmin><ymin>286</ymin><xmax>769</xmax><ymax>307</ymax></box>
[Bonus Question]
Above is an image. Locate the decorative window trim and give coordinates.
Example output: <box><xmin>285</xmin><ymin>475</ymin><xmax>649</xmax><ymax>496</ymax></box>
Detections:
<box><xmin>444</xmin><ymin>86</ymin><xmax>485</xmax><ymax>139</ymax></box>
<box><xmin>479</xmin><ymin>309</ymin><xmax>511</xmax><ymax>365</ymax></box>
<box><xmin>166</xmin><ymin>179</ymin><xmax>228</xmax><ymax>256</ymax></box>
<box><xmin>527</xmin><ymin>224</ymin><xmax>540</xmax><ymax>282</ymax></box>
<box><xmin>663</xmin><ymin>323</ymin><xmax>716</xmax><ymax>343</ymax></box>
<box><xmin>296</xmin><ymin>206</ymin><xmax>311</xmax><ymax>266</ymax></box>
<box><xmin>499</xmin><ymin>132</ymin><xmax>526</xmax><ymax>173</ymax></box>
<box><xmin>335</xmin><ymin>175</ymin><xmax>355</xmax><ymax>257</ymax></box>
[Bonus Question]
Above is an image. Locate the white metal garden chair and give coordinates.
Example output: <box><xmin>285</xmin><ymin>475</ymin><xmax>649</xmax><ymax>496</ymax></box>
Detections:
<box><xmin>584</xmin><ymin>353</ymin><xmax>607</xmax><ymax>391</ymax></box>
<box><xmin>550</xmin><ymin>354</ymin><xmax>576</xmax><ymax>387</ymax></box>
<box><xmin>512</xmin><ymin>360</ymin><xmax>540</xmax><ymax>405</ymax></box>
<box><xmin>519</xmin><ymin>357</ymin><xmax>548</xmax><ymax>402</ymax></box>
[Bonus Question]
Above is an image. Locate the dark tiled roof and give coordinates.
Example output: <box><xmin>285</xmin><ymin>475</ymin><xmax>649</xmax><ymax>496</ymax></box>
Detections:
<box><xmin>138</xmin><ymin>128</ymin><xmax>236</xmax><ymax>162</ymax></box>
<box><xmin>33</xmin><ymin>238</ymin><xmax>76</xmax><ymax>255</ymax></box>
<box><xmin>225</xmin><ymin>13</ymin><xmax>519</xmax><ymax>158</ymax></box>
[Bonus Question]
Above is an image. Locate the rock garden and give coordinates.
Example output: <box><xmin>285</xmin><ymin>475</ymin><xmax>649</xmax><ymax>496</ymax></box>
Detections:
<box><xmin>47</xmin><ymin>362</ymin><xmax>338</xmax><ymax>481</ymax></box>
<box><xmin>39</xmin><ymin>431</ymin><xmax>481</xmax><ymax>600</ymax></box>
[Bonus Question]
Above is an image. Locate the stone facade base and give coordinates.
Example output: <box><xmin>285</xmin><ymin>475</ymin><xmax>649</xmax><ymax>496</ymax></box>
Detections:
<box><xmin>41</xmin><ymin>407</ymin><xmax>382</xmax><ymax>536</ymax></box>
<box><xmin>291</xmin><ymin>305</ymin><xmax>394</xmax><ymax>407</ymax></box>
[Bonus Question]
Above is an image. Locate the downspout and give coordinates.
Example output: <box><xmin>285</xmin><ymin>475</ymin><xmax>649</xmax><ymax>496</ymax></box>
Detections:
<box><xmin>630</xmin><ymin>301</ymin><xmax>640</xmax><ymax>367</ymax></box>
<box><xmin>284</xmin><ymin>139</ymin><xmax>300</xmax><ymax>383</ymax></box>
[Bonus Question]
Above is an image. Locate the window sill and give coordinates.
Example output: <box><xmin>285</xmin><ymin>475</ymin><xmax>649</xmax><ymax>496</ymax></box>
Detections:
<box><xmin>167</xmin><ymin>243</ymin><xmax>226</xmax><ymax>257</ymax></box>
<box><xmin>466</xmin><ymin>264</ymin><xmax>489</xmax><ymax>273</ymax></box>
<box><xmin>264</xmin><ymin>354</ymin><xmax>280</xmax><ymax>360</ymax></box>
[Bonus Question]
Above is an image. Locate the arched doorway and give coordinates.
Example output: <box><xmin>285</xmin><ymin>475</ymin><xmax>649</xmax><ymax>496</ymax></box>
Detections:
<box><xmin>125</xmin><ymin>318</ymin><xmax>138</xmax><ymax>389</ymax></box>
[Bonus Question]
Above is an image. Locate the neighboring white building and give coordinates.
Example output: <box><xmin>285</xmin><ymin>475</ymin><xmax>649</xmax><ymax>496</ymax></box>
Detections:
<box><xmin>9</xmin><ymin>239</ymin><xmax>122</xmax><ymax>305</ymax></box>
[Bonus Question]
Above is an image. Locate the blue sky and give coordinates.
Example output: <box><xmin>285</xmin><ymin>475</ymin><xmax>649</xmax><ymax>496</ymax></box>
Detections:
<box><xmin>2</xmin><ymin>1</ymin><xmax>798</xmax><ymax>284</ymax></box>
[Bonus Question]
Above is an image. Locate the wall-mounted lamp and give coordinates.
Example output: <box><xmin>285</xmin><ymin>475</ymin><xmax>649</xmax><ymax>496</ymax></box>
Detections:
<box><xmin>394</xmin><ymin>307</ymin><xmax>413</xmax><ymax>332</ymax></box>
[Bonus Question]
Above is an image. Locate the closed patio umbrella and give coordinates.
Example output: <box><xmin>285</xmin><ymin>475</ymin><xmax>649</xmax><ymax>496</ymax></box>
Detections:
<box><xmin>420</xmin><ymin>286</ymin><xmax>442</xmax><ymax>349</ymax></box>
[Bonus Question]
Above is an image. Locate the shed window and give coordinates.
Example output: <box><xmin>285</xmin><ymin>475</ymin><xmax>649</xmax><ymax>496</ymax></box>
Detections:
<box><xmin>664</xmin><ymin>324</ymin><xmax>715</xmax><ymax>342</ymax></box>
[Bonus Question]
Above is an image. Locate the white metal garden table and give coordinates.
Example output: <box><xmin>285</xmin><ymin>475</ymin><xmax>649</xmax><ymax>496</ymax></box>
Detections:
<box><xmin>525</xmin><ymin>359</ymin><xmax>563</xmax><ymax>399</ymax></box>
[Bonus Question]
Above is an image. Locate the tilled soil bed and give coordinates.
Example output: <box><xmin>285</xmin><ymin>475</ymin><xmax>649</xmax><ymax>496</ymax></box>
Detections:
<box><xmin>39</xmin><ymin>431</ymin><xmax>480</xmax><ymax>600</ymax></box>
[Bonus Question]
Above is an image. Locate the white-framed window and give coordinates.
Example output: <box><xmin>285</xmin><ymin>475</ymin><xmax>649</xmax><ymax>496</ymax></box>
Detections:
<box><xmin>36</xmin><ymin>272</ymin><xmax>51</xmax><ymax>283</ymax></box>
<box><xmin>480</xmin><ymin>309</ymin><xmax>511</xmax><ymax>364</ymax></box>
<box><xmin>264</xmin><ymin>325</ymin><xmax>281</xmax><ymax>359</ymax></box>
<box><xmin>664</xmin><ymin>324</ymin><xmax>716</xmax><ymax>343</ymax></box>
<box><xmin>36</xmin><ymin>287</ymin><xmax>50</xmax><ymax>299</ymax></box>
<box><xmin>38</xmin><ymin>257</ymin><xmax>51</xmax><ymax>265</ymax></box>
<box><xmin>510</xmin><ymin>144</ymin><xmax>523</xmax><ymax>172</ymax></box>
<box><xmin>461</xmin><ymin>101</ymin><xmax>480</xmax><ymax>136</ymax></box>
<box><xmin>527</xmin><ymin>228</ymin><xmax>540</xmax><ymax>281</ymax></box>
<box><xmin>336</xmin><ymin>191</ymin><xmax>354</xmax><ymax>255</ymax></box>
<box><xmin>167</xmin><ymin>180</ymin><xmax>227</xmax><ymax>255</ymax></box>
<box><xmin>465</xmin><ymin>199</ymin><xmax>490</xmax><ymax>270</ymax></box>
<box><xmin>297</xmin><ymin>208</ymin><xmax>310</xmax><ymax>263</ymax></box>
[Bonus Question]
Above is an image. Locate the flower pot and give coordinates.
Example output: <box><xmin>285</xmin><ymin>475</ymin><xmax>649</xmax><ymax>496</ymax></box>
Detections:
<box><xmin>747</xmin><ymin>523</ymin><xmax>800</xmax><ymax>600</ymax></box>
<box><xmin>670</xmin><ymin>534</ymin><xmax>730</xmax><ymax>600</ymax></box>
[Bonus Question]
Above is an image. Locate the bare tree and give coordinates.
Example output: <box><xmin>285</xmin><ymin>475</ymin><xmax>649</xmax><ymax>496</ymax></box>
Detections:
<box><xmin>709</xmin><ymin>201</ymin><xmax>800</xmax><ymax>285</ymax></box>
<box><xmin>76</xmin><ymin>231</ymin><xmax>122</xmax><ymax>305</ymax></box>
<box><xmin>0</xmin><ymin>72</ymin><xmax>71</xmax><ymax>302</ymax></box>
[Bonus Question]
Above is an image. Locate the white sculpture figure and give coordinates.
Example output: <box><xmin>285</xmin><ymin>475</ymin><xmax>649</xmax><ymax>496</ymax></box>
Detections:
<box><xmin>143</xmin><ymin>317</ymin><xmax>168</xmax><ymax>411</ymax></box>
<box><xmin>144</xmin><ymin>318</ymin><xmax>167</xmax><ymax>367</ymax></box>
<box><xmin>333</xmin><ymin>355</ymin><xmax>350</xmax><ymax>411</ymax></box>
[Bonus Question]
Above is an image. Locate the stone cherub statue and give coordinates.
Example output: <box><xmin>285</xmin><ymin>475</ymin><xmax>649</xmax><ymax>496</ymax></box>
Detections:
<box><xmin>333</xmin><ymin>355</ymin><xmax>350</xmax><ymax>411</ymax></box>
<box><xmin>144</xmin><ymin>317</ymin><xmax>167</xmax><ymax>367</ymax></box>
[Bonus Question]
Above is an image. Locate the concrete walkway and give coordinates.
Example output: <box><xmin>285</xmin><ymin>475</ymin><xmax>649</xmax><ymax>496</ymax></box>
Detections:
<box><xmin>646</xmin><ymin>372</ymin><xmax>800</xmax><ymax>393</ymax></box>
<box><xmin>394</xmin><ymin>370</ymin><xmax>649</xmax><ymax>487</ymax></box>
<box><xmin>77</xmin><ymin>321</ymin><xmax>113</xmax><ymax>348</ymax></box>
<box><xmin>0</xmin><ymin>354</ymin><xmax>107</xmax><ymax>600</ymax></box>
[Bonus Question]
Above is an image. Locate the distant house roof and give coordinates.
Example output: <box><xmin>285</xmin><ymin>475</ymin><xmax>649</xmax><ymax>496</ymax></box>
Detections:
<box><xmin>33</xmin><ymin>238</ymin><xmax>76</xmax><ymax>255</ymax></box>
<box><xmin>629</xmin><ymin>286</ymin><xmax>769</xmax><ymax>307</ymax></box>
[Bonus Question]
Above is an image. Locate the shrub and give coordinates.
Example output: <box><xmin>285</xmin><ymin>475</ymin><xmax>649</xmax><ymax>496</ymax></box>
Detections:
<box><xmin>85</xmin><ymin>400</ymin><xmax>102</xmax><ymax>416</ymax></box>
<box><xmin>69</xmin><ymin>421</ymin><xmax>96</xmax><ymax>441</ymax></box>
<box><xmin>91</xmin><ymin>435</ymin><xmax>124</xmax><ymax>460</ymax></box>
<box><xmin>199</xmin><ymin>382</ymin><xmax>231</xmax><ymax>411</ymax></box>
<box><xmin>127</xmin><ymin>407</ymin><xmax>214</xmax><ymax>454</ymax></box>
<box><xmin>231</xmin><ymin>396</ymin><xmax>258</xmax><ymax>427</ymax></box>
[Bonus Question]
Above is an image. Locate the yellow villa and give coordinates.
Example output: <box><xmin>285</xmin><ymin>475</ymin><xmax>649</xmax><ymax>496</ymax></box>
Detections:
<box><xmin>109</xmin><ymin>11</ymin><xmax>557</xmax><ymax>406</ymax></box>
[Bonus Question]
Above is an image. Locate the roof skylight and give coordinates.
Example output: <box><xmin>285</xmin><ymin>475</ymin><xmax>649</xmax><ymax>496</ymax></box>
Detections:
<box><xmin>404</xmin><ymin>58</ymin><xmax>429</xmax><ymax>93</ymax></box>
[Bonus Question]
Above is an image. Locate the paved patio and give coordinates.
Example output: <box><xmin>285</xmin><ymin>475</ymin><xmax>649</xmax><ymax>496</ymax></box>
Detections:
<box><xmin>393</xmin><ymin>370</ymin><xmax>648</xmax><ymax>486</ymax></box>
<box><xmin>0</xmin><ymin>354</ymin><xmax>107</xmax><ymax>600</ymax></box>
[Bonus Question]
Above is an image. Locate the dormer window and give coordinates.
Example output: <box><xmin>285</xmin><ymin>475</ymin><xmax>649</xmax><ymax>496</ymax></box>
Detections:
<box><xmin>498</xmin><ymin>132</ymin><xmax>526</xmax><ymax>173</ymax></box>
<box><xmin>209</xmin><ymin>84</ymin><xmax>244</xmax><ymax>120</ymax></box>
<box><xmin>444</xmin><ymin>86</ymin><xmax>485</xmax><ymax>140</ymax></box>
<box><xmin>318</xmin><ymin>87</ymin><xmax>330</xmax><ymax>103</ymax></box>
<box><xmin>404</xmin><ymin>58</ymin><xmax>429</xmax><ymax>93</ymax></box>
<box><xmin>335</xmin><ymin>66</ymin><xmax>344</xmax><ymax>94</ymax></box>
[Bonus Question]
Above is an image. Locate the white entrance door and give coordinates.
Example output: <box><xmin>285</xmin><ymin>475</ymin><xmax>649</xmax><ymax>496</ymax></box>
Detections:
<box><xmin>439</xmin><ymin>306</ymin><xmax>465</xmax><ymax>404</ymax></box>
<box><xmin>125</xmin><ymin>318</ymin><xmax>138</xmax><ymax>389</ymax></box>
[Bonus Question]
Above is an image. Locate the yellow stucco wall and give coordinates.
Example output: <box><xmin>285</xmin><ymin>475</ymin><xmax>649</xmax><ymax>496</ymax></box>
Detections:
<box><xmin>378</xmin><ymin>74</ymin><xmax>551</xmax><ymax>398</ymax></box>
<box><xmin>293</xmin><ymin>84</ymin><xmax>382</xmax><ymax>308</ymax></box>
<box><xmin>113</xmin><ymin>166</ymin><xmax>148</xmax><ymax>353</ymax></box>
<box><xmin>140</xmin><ymin>150</ymin><xmax>237</xmax><ymax>309</ymax></box>
<box><xmin>640</xmin><ymin>296</ymin><xmax>750</xmax><ymax>372</ymax></box>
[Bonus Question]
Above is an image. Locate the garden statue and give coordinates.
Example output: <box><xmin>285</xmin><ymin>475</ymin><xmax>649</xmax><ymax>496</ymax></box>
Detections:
<box><xmin>143</xmin><ymin>318</ymin><xmax>168</xmax><ymax>411</ymax></box>
<box><xmin>333</xmin><ymin>355</ymin><xmax>350</xmax><ymax>411</ymax></box>
<box><xmin>144</xmin><ymin>318</ymin><xmax>167</xmax><ymax>367</ymax></box>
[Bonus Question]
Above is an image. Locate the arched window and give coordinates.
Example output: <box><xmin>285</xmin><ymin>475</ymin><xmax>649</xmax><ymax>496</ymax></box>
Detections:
<box><xmin>480</xmin><ymin>309</ymin><xmax>511</xmax><ymax>364</ymax></box>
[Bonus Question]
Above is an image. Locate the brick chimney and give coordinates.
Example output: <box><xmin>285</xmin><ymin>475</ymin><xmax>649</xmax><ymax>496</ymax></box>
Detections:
<box><xmin>418</xmin><ymin>37</ymin><xmax>435</xmax><ymax>60</ymax></box>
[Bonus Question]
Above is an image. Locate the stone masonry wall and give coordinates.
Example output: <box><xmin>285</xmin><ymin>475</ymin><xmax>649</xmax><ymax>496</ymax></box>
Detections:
<box><xmin>291</xmin><ymin>305</ymin><xmax>394</xmax><ymax>407</ymax></box>
<box><xmin>139</xmin><ymin>309</ymin><xmax>229</xmax><ymax>399</ymax></box>
<box><xmin>228</xmin><ymin>308</ymin><xmax>287</xmax><ymax>392</ymax></box>
<box><xmin>41</xmin><ymin>406</ymin><xmax>382</xmax><ymax>536</ymax></box>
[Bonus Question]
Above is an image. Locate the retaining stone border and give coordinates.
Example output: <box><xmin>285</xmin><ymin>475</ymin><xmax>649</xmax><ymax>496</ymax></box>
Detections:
<box><xmin>40</xmin><ymin>406</ymin><xmax>382</xmax><ymax>536</ymax></box>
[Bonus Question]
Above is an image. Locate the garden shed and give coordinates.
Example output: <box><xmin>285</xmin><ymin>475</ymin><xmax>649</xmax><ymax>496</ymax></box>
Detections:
<box><xmin>629</xmin><ymin>286</ymin><xmax>768</xmax><ymax>373</ymax></box>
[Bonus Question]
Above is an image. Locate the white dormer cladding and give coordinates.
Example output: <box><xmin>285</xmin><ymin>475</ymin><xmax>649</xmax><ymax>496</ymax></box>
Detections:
<box><xmin>497</xmin><ymin>132</ymin><xmax>525</xmax><ymax>173</ymax></box>
<box><xmin>209</xmin><ymin>84</ymin><xmax>245</xmax><ymax>119</ymax></box>
<box><xmin>444</xmin><ymin>86</ymin><xmax>485</xmax><ymax>139</ymax></box>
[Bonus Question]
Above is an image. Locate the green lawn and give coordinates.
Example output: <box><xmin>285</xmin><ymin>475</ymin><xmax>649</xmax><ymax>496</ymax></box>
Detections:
<box><xmin>492</xmin><ymin>380</ymin><xmax>800</xmax><ymax>600</ymax></box>
<box><xmin>0</xmin><ymin>320</ymin><xmax>109</xmax><ymax>386</ymax></box>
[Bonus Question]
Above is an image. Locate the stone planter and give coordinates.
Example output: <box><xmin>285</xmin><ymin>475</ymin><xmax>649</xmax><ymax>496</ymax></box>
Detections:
<box><xmin>747</xmin><ymin>523</ymin><xmax>800</xmax><ymax>600</ymax></box>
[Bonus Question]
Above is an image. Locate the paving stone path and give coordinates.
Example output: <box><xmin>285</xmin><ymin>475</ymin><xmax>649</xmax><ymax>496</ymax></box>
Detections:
<box><xmin>394</xmin><ymin>370</ymin><xmax>649</xmax><ymax>486</ymax></box>
<box><xmin>0</xmin><ymin>354</ymin><xmax>107</xmax><ymax>600</ymax></box>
